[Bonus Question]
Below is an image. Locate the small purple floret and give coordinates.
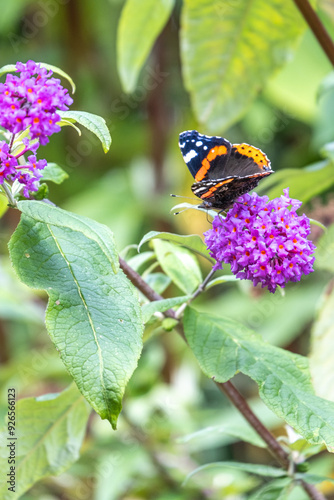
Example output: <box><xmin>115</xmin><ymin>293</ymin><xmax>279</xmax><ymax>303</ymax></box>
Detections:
<box><xmin>204</xmin><ymin>189</ymin><xmax>316</xmax><ymax>293</ymax></box>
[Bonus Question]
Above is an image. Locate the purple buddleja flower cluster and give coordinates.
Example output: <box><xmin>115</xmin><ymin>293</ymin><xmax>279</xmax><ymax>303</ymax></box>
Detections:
<box><xmin>0</xmin><ymin>60</ymin><xmax>72</xmax><ymax>145</ymax></box>
<box><xmin>204</xmin><ymin>189</ymin><xmax>316</xmax><ymax>293</ymax></box>
<box><xmin>0</xmin><ymin>60</ymin><xmax>72</xmax><ymax>197</ymax></box>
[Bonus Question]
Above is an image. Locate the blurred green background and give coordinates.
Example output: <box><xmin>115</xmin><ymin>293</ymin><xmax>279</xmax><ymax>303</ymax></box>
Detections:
<box><xmin>1</xmin><ymin>1</ymin><xmax>334</xmax><ymax>499</ymax></box>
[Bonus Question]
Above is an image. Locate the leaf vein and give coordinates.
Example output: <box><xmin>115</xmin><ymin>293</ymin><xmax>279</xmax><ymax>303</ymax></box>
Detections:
<box><xmin>47</xmin><ymin>223</ymin><xmax>109</xmax><ymax>418</ymax></box>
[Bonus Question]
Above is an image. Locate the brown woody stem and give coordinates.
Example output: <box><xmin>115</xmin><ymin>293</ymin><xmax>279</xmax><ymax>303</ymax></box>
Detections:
<box><xmin>293</xmin><ymin>0</ymin><xmax>334</xmax><ymax>66</ymax></box>
<box><xmin>119</xmin><ymin>256</ymin><xmax>327</xmax><ymax>500</ymax></box>
<box><xmin>216</xmin><ymin>380</ymin><xmax>290</xmax><ymax>469</ymax></box>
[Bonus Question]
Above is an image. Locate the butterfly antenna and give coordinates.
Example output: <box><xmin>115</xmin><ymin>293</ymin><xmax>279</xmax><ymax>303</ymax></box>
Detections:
<box><xmin>173</xmin><ymin>208</ymin><xmax>191</xmax><ymax>215</ymax></box>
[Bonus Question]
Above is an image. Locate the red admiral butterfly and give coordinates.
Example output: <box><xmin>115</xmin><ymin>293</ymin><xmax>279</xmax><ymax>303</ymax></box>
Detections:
<box><xmin>179</xmin><ymin>130</ymin><xmax>274</xmax><ymax>211</ymax></box>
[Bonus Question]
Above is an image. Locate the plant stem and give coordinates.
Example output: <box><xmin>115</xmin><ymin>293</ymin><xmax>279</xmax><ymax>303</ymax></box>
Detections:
<box><xmin>119</xmin><ymin>256</ymin><xmax>179</xmax><ymax>319</ymax></box>
<box><xmin>175</xmin><ymin>268</ymin><xmax>216</xmax><ymax>318</ymax></box>
<box><xmin>215</xmin><ymin>380</ymin><xmax>290</xmax><ymax>469</ymax></box>
<box><xmin>1</xmin><ymin>182</ymin><xmax>17</xmax><ymax>207</ymax></box>
<box><xmin>119</xmin><ymin>256</ymin><xmax>327</xmax><ymax>500</ymax></box>
<box><xmin>8</xmin><ymin>133</ymin><xmax>15</xmax><ymax>153</ymax></box>
<box><xmin>293</xmin><ymin>0</ymin><xmax>334</xmax><ymax>66</ymax></box>
<box><xmin>299</xmin><ymin>480</ymin><xmax>328</xmax><ymax>500</ymax></box>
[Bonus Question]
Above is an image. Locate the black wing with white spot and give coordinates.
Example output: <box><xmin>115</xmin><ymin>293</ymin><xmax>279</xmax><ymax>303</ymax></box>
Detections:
<box><xmin>178</xmin><ymin>130</ymin><xmax>231</xmax><ymax>179</ymax></box>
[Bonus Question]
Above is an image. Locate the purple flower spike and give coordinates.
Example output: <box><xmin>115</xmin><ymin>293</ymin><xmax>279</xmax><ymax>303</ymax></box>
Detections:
<box><xmin>0</xmin><ymin>60</ymin><xmax>73</xmax><ymax>145</ymax></box>
<box><xmin>204</xmin><ymin>189</ymin><xmax>316</xmax><ymax>293</ymax></box>
<box><xmin>0</xmin><ymin>60</ymin><xmax>73</xmax><ymax>197</ymax></box>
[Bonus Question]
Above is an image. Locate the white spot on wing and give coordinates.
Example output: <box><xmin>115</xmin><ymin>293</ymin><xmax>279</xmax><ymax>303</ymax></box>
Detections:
<box><xmin>196</xmin><ymin>141</ymin><xmax>203</xmax><ymax>146</ymax></box>
<box><xmin>184</xmin><ymin>150</ymin><xmax>197</xmax><ymax>163</ymax></box>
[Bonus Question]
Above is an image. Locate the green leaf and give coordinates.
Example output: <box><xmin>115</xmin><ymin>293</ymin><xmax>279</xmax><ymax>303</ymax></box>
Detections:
<box><xmin>0</xmin><ymin>63</ymin><xmax>16</xmax><ymax>77</ymax></box>
<box><xmin>58</xmin><ymin>117</ymin><xmax>82</xmax><ymax>135</ymax></box>
<box><xmin>30</xmin><ymin>183</ymin><xmax>49</xmax><ymax>201</ymax></box>
<box><xmin>206</xmin><ymin>279</ymin><xmax>324</xmax><ymax>348</ymax></box>
<box><xmin>184</xmin><ymin>308</ymin><xmax>334</xmax><ymax>451</ymax></box>
<box><xmin>184</xmin><ymin>461</ymin><xmax>287</xmax><ymax>486</ymax></box>
<box><xmin>179</xmin><ymin>396</ymin><xmax>282</xmax><ymax>453</ymax></box>
<box><xmin>248</xmin><ymin>478</ymin><xmax>293</xmax><ymax>500</ymax></box>
<box><xmin>153</xmin><ymin>239</ymin><xmax>202</xmax><ymax>294</ymax></box>
<box><xmin>288</xmin><ymin>438</ymin><xmax>324</xmax><ymax>459</ymax></box>
<box><xmin>180</xmin><ymin>0</ymin><xmax>304</xmax><ymax>131</ymax></box>
<box><xmin>144</xmin><ymin>272</ymin><xmax>171</xmax><ymax>295</ymax></box>
<box><xmin>206</xmin><ymin>275</ymin><xmax>239</xmax><ymax>290</ymax></box>
<box><xmin>0</xmin><ymin>63</ymin><xmax>75</xmax><ymax>93</ymax></box>
<box><xmin>295</xmin><ymin>473</ymin><xmax>334</xmax><ymax>485</ymax></box>
<box><xmin>117</xmin><ymin>0</ymin><xmax>175</xmax><ymax>92</ymax></box>
<box><xmin>41</xmin><ymin>162</ymin><xmax>69</xmax><ymax>185</ymax></box>
<box><xmin>258</xmin><ymin>160</ymin><xmax>334</xmax><ymax>203</ymax></box>
<box><xmin>162</xmin><ymin>317</ymin><xmax>178</xmax><ymax>331</ymax></box>
<box><xmin>142</xmin><ymin>295</ymin><xmax>190</xmax><ymax>323</ymax></box>
<box><xmin>0</xmin><ymin>384</ymin><xmax>89</xmax><ymax>500</ymax></box>
<box><xmin>59</xmin><ymin>110</ymin><xmax>111</xmax><ymax>153</ymax></box>
<box><xmin>138</xmin><ymin>230</ymin><xmax>213</xmax><ymax>262</ymax></box>
<box><xmin>9</xmin><ymin>201</ymin><xmax>143</xmax><ymax>428</ymax></box>
<box><xmin>309</xmin><ymin>218</ymin><xmax>326</xmax><ymax>231</ymax></box>
<box><xmin>309</xmin><ymin>284</ymin><xmax>334</xmax><ymax>401</ymax></box>
<box><xmin>127</xmin><ymin>251</ymin><xmax>155</xmax><ymax>273</ymax></box>
<box><xmin>180</xmin><ymin>421</ymin><xmax>266</xmax><ymax>449</ymax></box>
<box><xmin>315</xmin><ymin>223</ymin><xmax>334</xmax><ymax>273</ymax></box>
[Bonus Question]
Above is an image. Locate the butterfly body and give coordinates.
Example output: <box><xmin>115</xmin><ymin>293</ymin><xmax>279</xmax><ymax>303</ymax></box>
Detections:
<box><xmin>179</xmin><ymin>130</ymin><xmax>274</xmax><ymax>210</ymax></box>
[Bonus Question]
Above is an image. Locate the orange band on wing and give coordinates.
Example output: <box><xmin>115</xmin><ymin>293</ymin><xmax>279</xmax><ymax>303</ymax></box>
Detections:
<box><xmin>195</xmin><ymin>158</ymin><xmax>210</xmax><ymax>181</ymax></box>
<box><xmin>201</xmin><ymin>178</ymin><xmax>233</xmax><ymax>198</ymax></box>
<box><xmin>195</xmin><ymin>145</ymin><xmax>228</xmax><ymax>182</ymax></box>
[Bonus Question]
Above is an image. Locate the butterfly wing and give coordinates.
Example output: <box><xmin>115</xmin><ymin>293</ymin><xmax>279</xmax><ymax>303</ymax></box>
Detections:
<box><xmin>179</xmin><ymin>130</ymin><xmax>232</xmax><ymax>181</ymax></box>
<box><xmin>227</xmin><ymin>143</ymin><xmax>273</xmax><ymax>176</ymax></box>
<box><xmin>193</xmin><ymin>174</ymin><xmax>271</xmax><ymax>210</ymax></box>
<box><xmin>193</xmin><ymin>144</ymin><xmax>273</xmax><ymax>209</ymax></box>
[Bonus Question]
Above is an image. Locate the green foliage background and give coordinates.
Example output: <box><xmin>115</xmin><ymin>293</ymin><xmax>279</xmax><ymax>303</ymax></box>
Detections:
<box><xmin>0</xmin><ymin>0</ymin><xmax>334</xmax><ymax>499</ymax></box>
